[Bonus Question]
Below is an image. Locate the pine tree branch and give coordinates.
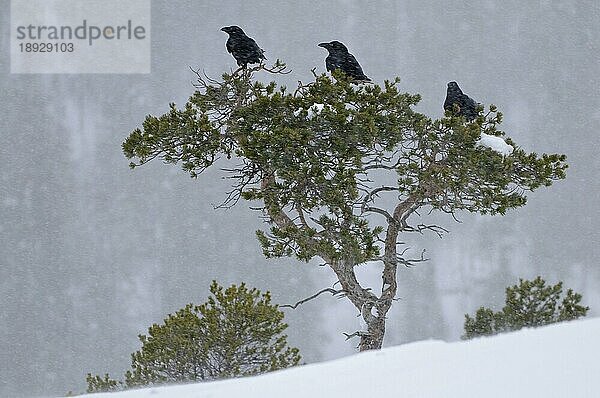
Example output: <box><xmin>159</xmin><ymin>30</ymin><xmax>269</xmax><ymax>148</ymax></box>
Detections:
<box><xmin>280</xmin><ymin>288</ymin><xmax>345</xmax><ymax>309</ymax></box>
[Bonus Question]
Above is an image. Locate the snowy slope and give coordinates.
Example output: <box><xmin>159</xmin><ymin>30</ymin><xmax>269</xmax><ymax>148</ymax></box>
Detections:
<box><xmin>83</xmin><ymin>318</ymin><xmax>600</xmax><ymax>398</ymax></box>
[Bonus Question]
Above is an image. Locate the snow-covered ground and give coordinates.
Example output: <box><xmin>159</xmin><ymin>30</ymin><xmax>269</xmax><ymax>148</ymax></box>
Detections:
<box><xmin>83</xmin><ymin>318</ymin><xmax>599</xmax><ymax>398</ymax></box>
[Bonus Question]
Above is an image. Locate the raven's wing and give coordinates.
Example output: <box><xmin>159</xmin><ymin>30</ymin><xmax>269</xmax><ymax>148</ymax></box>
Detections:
<box><xmin>460</xmin><ymin>94</ymin><xmax>479</xmax><ymax>119</ymax></box>
<box><xmin>246</xmin><ymin>37</ymin><xmax>266</xmax><ymax>59</ymax></box>
<box><xmin>444</xmin><ymin>88</ymin><xmax>471</xmax><ymax>113</ymax></box>
<box><xmin>226</xmin><ymin>37</ymin><xmax>235</xmax><ymax>54</ymax></box>
<box><xmin>237</xmin><ymin>37</ymin><xmax>266</xmax><ymax>60</ymax></box>
<box><xmin>464</xmin><ymin>95</ymin><xmax>478</xmax><ymax>109</ymax></box>
<box><xmin>325</xmin><ymin>55</ymin><xmax>344</xmax><ymax>73</ymax></box>
<box><xmin>344</xmin><ymin>54</ymin><xmax>370</xmax><ymax>81</ymax></box>
<box><xmin>445</xmin><ymin>91</ymin><xmax>479</xmax><ymax>120</ymax></box>
<box><xmin>227</xmin><ymin>35</ymin><xmax>265</xmax><ymax>63</ymax></box>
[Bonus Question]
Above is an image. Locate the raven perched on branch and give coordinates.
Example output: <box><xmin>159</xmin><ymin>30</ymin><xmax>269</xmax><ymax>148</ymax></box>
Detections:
<box><xmin>318</xmin><ymin>41</ymin><xmax>371</xmax><ymax>82</ymax></box>
<box><xmin>221</xmin><ymin>26</ymin><xmax>265</xmax><ymax>68</ymax></box>
<box><xmin>443</xmin><ymin>81</ymin><xmax>480</xmax><ymax>121</ymax></box>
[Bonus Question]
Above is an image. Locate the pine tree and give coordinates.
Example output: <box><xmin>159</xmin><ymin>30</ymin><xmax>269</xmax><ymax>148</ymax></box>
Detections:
<box><xmin>123</xmin><ymin>63</ymin><xmax>568</xmax><ymax>350</ymax></box>
<box><xmin>85</xmin><ymin>373</ymin><xmax>122</xmax><ymax>393</ymax></box>
<box><xmin>86</xmin><ymin>281</ymin><xmax>300</xmax><ymax>392</ymax></box>
<box><xmin>463</xmin><ymin>276</ymin><xmax>588</xmax><ymax>339</ymax></box>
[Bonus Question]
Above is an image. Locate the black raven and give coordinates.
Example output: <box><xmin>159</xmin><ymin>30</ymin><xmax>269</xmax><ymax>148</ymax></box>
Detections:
<box><xmin>444</xmin><ymin>81</ymin><xmax>480</xmax><ymax>121</ymax></box>
<box><xmin>318</xmin><ymin>41</ymin><xmax>371</xmax><ymax>82</ymax></box>
<box><xmin>221</xmin><ymin>26</ymin><xmax>265</xmax><ymax>68</ymax></box>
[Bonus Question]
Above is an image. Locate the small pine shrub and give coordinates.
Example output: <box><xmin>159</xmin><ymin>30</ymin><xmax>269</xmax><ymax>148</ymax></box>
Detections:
<box><xmin>463</xmin><ymin>276</ymin><xmax>588</xmax><ymax>339</ymax></box>
<box><xmin>86</xmin><ymin>281</ymin><xmax>300</xmax><ymax>392</ymax></box>
<box><xmin>85</xmin><ymin>373</ymin><xmax>122</xmax><ymax>393</ymax></box>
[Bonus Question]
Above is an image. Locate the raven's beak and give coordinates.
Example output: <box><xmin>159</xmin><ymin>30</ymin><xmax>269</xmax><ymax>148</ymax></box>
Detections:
<box><xmin>318</xmin><ymin>42</ymin><xmax>328</xmax><ymax>48</ymax></box>
<box><xmin>220</xmin><ymin>27</ymin><xmax>227</xmax><ymax>32</ymax></box>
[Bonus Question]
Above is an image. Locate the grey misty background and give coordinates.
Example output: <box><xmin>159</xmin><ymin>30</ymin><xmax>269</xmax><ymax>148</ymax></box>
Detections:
<box><xmin>1</xmin><ymin>0</ymin><xmax>598</xmax><ymax>396</ymax></box>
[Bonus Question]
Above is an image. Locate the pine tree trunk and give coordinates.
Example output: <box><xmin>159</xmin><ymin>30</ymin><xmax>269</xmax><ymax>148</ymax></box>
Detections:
<box><xmin>359</xmin><ymin>316</ymin><xmax>386</xmax><ymax>350</ymax></box>
<box><xmin>262</xmin><ymin>174</ymin><xmax>400</xmax><ymax>351</ymax></box>
<box><xmin>329</xmin><ymin>258</ymin><xmax>394</xmax><ymax>351</ymax></box>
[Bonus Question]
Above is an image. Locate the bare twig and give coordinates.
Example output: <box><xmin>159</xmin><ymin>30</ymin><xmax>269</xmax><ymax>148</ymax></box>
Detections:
<box><xmin>280</xmin><ymin>287</ymin><xmax>346</xmax><ymax>309</ymax></box>
<box><xmin>343</xmin><ymin>330</ymin><xmax>369</xmax><ymax>341</ymax></box>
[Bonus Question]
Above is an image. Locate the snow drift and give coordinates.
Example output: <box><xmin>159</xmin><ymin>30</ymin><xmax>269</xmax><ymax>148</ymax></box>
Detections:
<box><xmin>82</xmin><ymin>318</ymin><xmax>599</xmax><ymax>398</ymax></box>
